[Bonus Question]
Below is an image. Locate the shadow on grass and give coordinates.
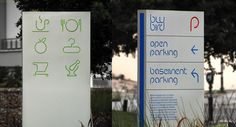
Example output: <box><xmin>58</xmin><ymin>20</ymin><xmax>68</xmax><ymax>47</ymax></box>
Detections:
<box><xmin>91</xmin><ymin>88</ymin><xmax>112</xmax><ymax>127</ymax></box>
<box><xmin>112</xmin><ymin>110</ymin><xmax>137</xmax><ymax>127</ymax></box>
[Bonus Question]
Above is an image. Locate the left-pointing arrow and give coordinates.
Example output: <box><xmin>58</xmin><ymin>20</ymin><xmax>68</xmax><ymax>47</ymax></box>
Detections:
<box><xmin>191</xmin><ymin>68</ymin><xmax>199</xmax><ymax>83</ymax></box>
<box><xmin>191</xmin><ymin>45</ymin><xmax>198</xmax><ymax>55</ymax></box>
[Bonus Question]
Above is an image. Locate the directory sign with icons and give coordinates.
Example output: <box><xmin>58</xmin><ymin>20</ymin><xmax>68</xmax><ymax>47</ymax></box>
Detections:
<box><xmin>23</xmin><ymin>12</ymin><xmax>90</xmax><ymax>127</ymax></box>
<box><xmin>138</xmin><ymin>10</ymin><xmax>204</xmax><ymax>127</ymax></box>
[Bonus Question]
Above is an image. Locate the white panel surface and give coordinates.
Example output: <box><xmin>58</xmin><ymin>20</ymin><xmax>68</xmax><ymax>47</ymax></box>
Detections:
<box><xmin>23</xmin><ymin>12</ymin><xmax>90</xmax><ymax>127</ymax></box>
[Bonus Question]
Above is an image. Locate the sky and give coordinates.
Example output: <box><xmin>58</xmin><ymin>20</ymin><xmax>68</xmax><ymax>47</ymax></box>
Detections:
<box><xmin>112</xmin><ymin>53</ymin><xmax>236</xmax><ymax>90</ymax></box>
<box><xmin>112</xmin><ymin>52</ymin><xmax>138</xmax><ymax>81</ymax></box>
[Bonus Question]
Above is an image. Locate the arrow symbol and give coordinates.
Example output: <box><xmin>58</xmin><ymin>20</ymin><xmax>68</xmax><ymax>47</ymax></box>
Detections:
<box><xmin>191</xmin><ymin>68</ymin><xmax>199</xmax><ymax>83</ymax></box>
<box><xmin>191</xmin><ymin>45</ymin><xmax>198</xmax><ymax>55</ymax></box>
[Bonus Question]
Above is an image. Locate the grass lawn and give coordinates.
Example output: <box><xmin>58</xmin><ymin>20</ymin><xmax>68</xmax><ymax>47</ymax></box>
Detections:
<box><xmin>210</xmin><ymin>124</ymin><xmax>227</xmax><ymax>127</ymax></box>
<box><xmin>112</xmin><ymin>110</ymin><xmax>137</xmax><ymax>127</ymax></box>
<box><xmin>91</xmin><ymin>88</ymin><xmax>112</xmax><ymax>113</ymax></box>
<box><xmin>91</xmin><ymin>88</ymin><xmax>112</xmax><ymax>127</ymax></box>
<box><xmin>112</xmin><ymin>110</ymin><xmax>230</xmax><ymax>127</ymax></box>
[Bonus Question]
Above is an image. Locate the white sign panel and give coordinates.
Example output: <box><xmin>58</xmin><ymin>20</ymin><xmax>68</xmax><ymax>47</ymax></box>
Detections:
<box><xmin>23</xmin><ymin>12</ymin><xmax>90</xmax><ymax>127</ymax></box>
<box><xmin>138</xmin><ymin>10</ymin><xmax>204</xmax><ymax>127</ymax></box>
<box><xmin>147</xmin><ymin>63</ymin><xmax>203</xmax><ymax>89</ymax></box>
<box><xmin>147</xmin><ymin>36</ymin><xmax>203</xmax><ymax>62</ymax></box>
<box><xmin>146</xmin><ymin>90</ymin><xmax>204</xmax><ymax>126</ymax></box>
<box><xmin>146</xmin><ymin>10</ymin><xmax>204</xmax><ymax>36</ymax></box>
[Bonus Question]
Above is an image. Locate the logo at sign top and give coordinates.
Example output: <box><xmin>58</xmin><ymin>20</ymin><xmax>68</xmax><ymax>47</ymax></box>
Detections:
<box><xmin>190</xmin><ymin>16</ymin><xmax>199</xmax><ymax>32</ymax></box>
<box><xmin>149</xmin><ymin>14</ymin><xmax>166</xmax><ymax>31</ymax></box>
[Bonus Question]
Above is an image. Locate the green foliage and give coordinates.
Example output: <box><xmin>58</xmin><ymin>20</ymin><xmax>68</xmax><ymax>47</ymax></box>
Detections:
<box><xmin>0</xmin><ymin>67</ymin><xmax>22</xmax><ymax>88</ymax></box>
<box><xmin>0</xmin><ymin>67</ymin><xmax>7</xmax><ymax>83</ymax></box>
<box><xmin>204</xmin><ymin>0</ymin><xmax>236</xmax><ymax>70</ymax></box>
<box><xmin>14</xmin><ymin>0</ymin><xmax>236</xmax><ymax>76</ymax></box>
<box><xmin>112</xmin><ymin>91</ymin><xmax>121</xmax><ymax>101</ymax></box>
<box><xmin>111</xmin><ymin>0</ymin><xmax>236</xmax><ymax>71</ymax></box>
<box><xmin>111</xmin><ymin>0</ymin><xmax>174</xmax><ymax>56</ymax></box>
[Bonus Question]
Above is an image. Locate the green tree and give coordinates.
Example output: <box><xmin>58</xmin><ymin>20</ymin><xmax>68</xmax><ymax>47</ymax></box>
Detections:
<box><xmin>111</xmin><ymin>0</ymin><xmax>236</xmax><ymax>71</ymax></box>
<box><xmin>204</xmin><ymin>0</ymin><xmax>236</xmax><ymax>71</ymax></box>
<box><xmin>14</xmin><ymin>0</ymin><xmax>236</xmax><ymax>77</ymax></box>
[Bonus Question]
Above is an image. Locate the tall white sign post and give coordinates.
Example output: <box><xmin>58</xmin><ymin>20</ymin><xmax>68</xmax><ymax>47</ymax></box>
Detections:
<box><xmin>23</xmin><ymin>12</ymin><xmax>90</xmax><ymax>127</ymax></box>
<box><xmin>138</xmin><ymin>10</ymin><xmax>204</xmax><ymax>127</ymax></box>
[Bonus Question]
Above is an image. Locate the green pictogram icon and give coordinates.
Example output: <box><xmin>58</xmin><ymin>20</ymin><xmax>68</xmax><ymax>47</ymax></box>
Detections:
<box><xmin>33</xmin><ymin>15</ymin><xmax>50</xmax><ymax>32</ymax></box>
<box><xmin>63</xmin><ymin>38</ymin><xmax>80</xmax><ymax>53</ymax></box>
<box><xmin>34</xmin><ymin>37</ymin><xmax>47</xmax><ymax>54</ymax></box>
<box><xmin>65</xmin><ymin>60</ymin><xmax>80</xmax><ymax>77</ymax></box>
<box><xmin>61</xmin><ymin>19</ymin><xmax>81</xmax><ymax>32</ymax></box>
<box><xmin>33</xmin><ymin>62</ymin><xmax>49</xmax><ymax>77</ymax></box>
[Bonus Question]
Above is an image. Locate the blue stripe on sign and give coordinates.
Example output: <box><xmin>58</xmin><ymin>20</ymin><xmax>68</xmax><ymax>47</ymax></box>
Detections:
<box><xmin>139</xmin><ymin>12</ymin><xmax>145</xmax><ymax>127</ymax></box>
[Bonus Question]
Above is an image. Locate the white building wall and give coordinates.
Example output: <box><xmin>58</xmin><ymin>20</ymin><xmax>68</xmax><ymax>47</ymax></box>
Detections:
<box><xmin>6</xmin><ymin>0</ymin><xmax>21</xmax><ymax>38</ymax></box>
<box><xmin>0</xmin><ymin>0</ymin><xmax>22</xmax><ymax>67</ymax></box>
<box><xmin>0</xmin><ymin>51</ymin><xmax>22</xmax><ymax>66</ymax></box>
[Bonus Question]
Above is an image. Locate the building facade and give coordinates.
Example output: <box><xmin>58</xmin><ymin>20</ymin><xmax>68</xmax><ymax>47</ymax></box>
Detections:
<box><xmin>0</xmin><ymin>0</ymin><xmax>22</xmax><ymax>67</ymax></box>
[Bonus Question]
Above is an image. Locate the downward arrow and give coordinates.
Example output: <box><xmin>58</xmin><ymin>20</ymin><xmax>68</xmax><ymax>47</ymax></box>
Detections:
<box><xmin>191</xmin><ymin>68</ymin><xmax>199</xmax><ymax>83</ymax></box>
<box><xmin>191</xmin><ymin>45</ymin><xmax>198</xmax><ymax>55</ymax></box>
